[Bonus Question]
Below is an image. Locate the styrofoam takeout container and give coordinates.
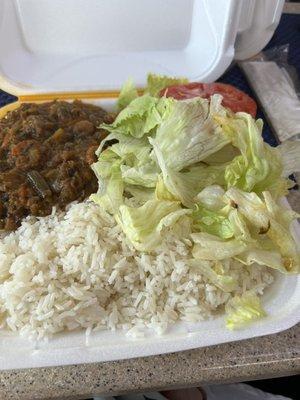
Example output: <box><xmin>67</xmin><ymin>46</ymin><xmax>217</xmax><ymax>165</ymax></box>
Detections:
<box><xmin>1</xmin><ymin>0</ymin><xmax>299</xmax><ymax>371</ymax></box>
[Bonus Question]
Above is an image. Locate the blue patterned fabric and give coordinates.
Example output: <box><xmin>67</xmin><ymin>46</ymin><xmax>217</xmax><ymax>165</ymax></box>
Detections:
<box><xmin>0</xmin><ymin>90</ymin><xmax>16</xmax><ymax>108</ymax></box>
<box><xmin>266</xmin><ymin>13</ymin><xmax>300</xmax><ymax>68</ymax></box>
<box><xmin>0</xmin><ymin>13</ymin><xmax>299</xmax><ymax>148</ymax></box>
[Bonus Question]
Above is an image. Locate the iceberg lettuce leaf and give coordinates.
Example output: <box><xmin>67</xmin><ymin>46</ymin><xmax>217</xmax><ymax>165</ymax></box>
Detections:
<box><xmin>115</xmin><ymin>200</ymin><xmax>190</xmax><ymax>251</ymax></box>
<box><xmin>117</xmin><ymin>78</ymin><xmax>139</xmax><ymax>110</ymax></box>
<box><xmin>189</xmin><ymin>259</ymin><xmax>238</xmax><ymax>292</ymax></box>
<box><xmin>225</xmin><ymin>292</ymin><xmax>266</xmax><ymax>330</ymax></box>
<box><xmin>146</xmin><ymin>73</ymin><xmax>188</xmax><ymax>97</ymax></box>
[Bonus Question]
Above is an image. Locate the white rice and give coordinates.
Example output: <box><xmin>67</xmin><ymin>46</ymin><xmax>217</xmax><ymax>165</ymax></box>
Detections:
<box><xmin>0</xmin><ymin>201</ymin><xmax>274</xmax><ymax>339</ymax></box>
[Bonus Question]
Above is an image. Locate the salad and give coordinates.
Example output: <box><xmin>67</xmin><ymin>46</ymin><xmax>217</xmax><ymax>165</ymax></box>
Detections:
<box><xmin>91</xmin><ymin>74</ymin><xmax>300</xmax><ymax>329</ymax></box>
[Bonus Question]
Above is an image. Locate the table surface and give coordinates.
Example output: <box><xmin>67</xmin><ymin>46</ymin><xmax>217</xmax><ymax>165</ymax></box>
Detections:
<box><xmin>0</xmin><ymin>3</ymin><xmax>299</xmax><ymax>400</ymax></box>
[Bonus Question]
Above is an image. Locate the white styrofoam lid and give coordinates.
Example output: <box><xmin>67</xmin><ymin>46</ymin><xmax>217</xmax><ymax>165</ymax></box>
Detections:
<box><xmin>0</xmin><ymin>0</ymin><xmax>284</xmax><ymax>96</ymax></box>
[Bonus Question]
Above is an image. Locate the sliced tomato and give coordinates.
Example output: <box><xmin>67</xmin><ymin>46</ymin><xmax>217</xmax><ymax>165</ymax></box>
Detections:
<box><xmin>160</xmin><ymin>82</ymin><xmax>257</xmax><ymax>117</ymax></box>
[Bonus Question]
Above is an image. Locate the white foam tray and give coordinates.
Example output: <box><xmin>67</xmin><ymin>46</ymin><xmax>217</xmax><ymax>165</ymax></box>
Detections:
<box><xmin>0</xmin><ymin>98</ymin><xmax>299</xmax><ymax>371</ymax></box>
<box><xmin>0</xmin><ymin>0</ymin><xmax>284</xmax><ymax>95</ymax></box>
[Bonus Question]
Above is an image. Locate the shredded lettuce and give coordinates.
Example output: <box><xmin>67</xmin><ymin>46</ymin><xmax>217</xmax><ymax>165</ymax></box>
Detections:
<box><xmin>190</xmin><ymin>186</ymin><xmax>299</xmax><ymax>273</ymax></box>
<box><xmin>92</xmin><ymin>148</ymin><xmax>121</xmax><ymax>179</ymax></box>
<box><xmin>236</xmin><ymin>249</ymin><xmax>287</xmax><ymax>273</ymax></box>
<box><xmin>121</xmin><ymin>162</ymin><xmax>159</xmax><ymax>188</ymax></box>
<box><xmin>151</xmin><ymin>139</ymin><xmax>226</xmax><ymax>207</ymax></box>
<box><xmin>155</xmin><ymin>175</ymin><xmax>177</xmax><ymax>202</ymax></box>
<box><xmin>125</xmin><ymin>185</ymin><xmax>154</xmax><ymax>204</ymax></box>
<box><xmin>117</xmin><ymin>78</ymin><xmax>139</xmax><ymax>110</ymax></box>
<box><xmin>153</xmin><ymin>95</ymin><xmax>229</xmax><ymax>171</ymax></box>
<box><xmin>216</xmin><ymin>112</ymin><xmax>288</xmax><ymax>197</ymax></box>
<box><xmin>195</xmin><ymin>185</ymin><xmax>226</xmax><ymax>210</ymax></box>
<box><xmin>225</xmin><ymin>188</ymin><xmax>299</xmax><ymax>273</ymax></box>
<box><xmin>90</xmin><ymin>73</ymin><xmax>300</xmax><ymax>330</ymax></box>
<box><xmin>225</xmin><ymin>292</ymin><xmax>266</xmax><ymax>330</ymax></box>
<box><xmin>192</xmin><ymin>205</ymin><xmax>234</xmax><ymax>239</ymax></box>
<box><xmin>189</xmin><ymin>259</ymin><xmax>237</xmax><ymax>292</ymax></box>
<box><xmin>111</xmin><ymin>134</ymin><xmax>151</xmax><ymax>164</ymax></box>
<box><xmin>192</xmin><ymin>232</ymin><xmax>248</xmax><ymax>260</ymax></box>
<box><xmin>115</xmin><ymin>200</ymin><xmax>190</xmax><ymax>251</ymax></box>
<box><xmin>102</xmin><ymin>95</ymin><xmax>165</xmax><ymax>138</ymax></box>
<box><xmin>145</xmin><ymin>73</ymin><xmax>188</xmax><ymax>97</ymax></box>
<box><xmin>90</xmin><ymin>162</ymin><xmax>123</xmax><ymax>214</ymax></box>
<box><xmin>225</xmin><ymin>188</ymin><xmax>270</xmax><ymax>229</ymax></box>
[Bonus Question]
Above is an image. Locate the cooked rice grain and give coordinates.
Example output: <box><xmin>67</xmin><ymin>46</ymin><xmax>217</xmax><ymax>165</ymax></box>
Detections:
<box><xmin>0</xmin><ymin>201</ymin><xmax>274</xmax><ymax>339</ymax></box>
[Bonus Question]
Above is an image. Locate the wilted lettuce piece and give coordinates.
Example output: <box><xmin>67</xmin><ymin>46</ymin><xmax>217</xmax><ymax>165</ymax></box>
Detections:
<box><xmin>153</xmin><ymin>95</ymin><xmax>229</xmax><ymax>171</ymax></box>
<box><xmin>92</xmin><ymin>136</ymin><xmax>157</xmax><ymax>209</ymax></box>
<box><xmin>117</xmin><ymin>78</ymin><xmax>139</xmax><ymax>110</ymax></box>
<box><xmin>195</xmin><ymin>185</ymin><xmax>226</xmax><ymax>210</ymax></box>
<box><xmin>121</xmin><ymin>161</ymin><xmax>159</xmax><ymax>188</ymax></box>
<box><xmin>223</xmin><ymin>116</ymin><xmax>271</xmax><ymax>191</ymax></box>
<box><xmin>225</xmin><ymin>292</ymin><xmax>266</xmax><ymax>329</ymax></box>
<box><xmin>217</xmin><ymin>112</ymin><xmax>287</xmax><ymax>196</ymax></box>
<box><xmin>150</xmin><ymin>138</ymin><xmax>227</xmax><ymax>207</ymax></box>
<box><xmin>155</xmin><ymin>175</ymin><xmax>177</xmax><ymax>201</ymax></box>
<box><xmin>90</xmin><ymin>163</ymin><xmax>123</xmax><ymax>214</ymax></box>
<box><xmin>154</xmin><ymin>159</ymin><xmax>197</xmax><ymax>207</ymax></box>
<box><xmin>191</xmin><ymin>190</ymin><xmax>256</xmax><ymax>258</ymax></box>
<box><xmin>192</xmin><ymin>187</ymin><xmax>256</xmax><ymax>244</ymax></box>
<box><xmin>104</xmin><ymin>135</ymin><xmax>158</xmax><ymax>189</ymax></box>
<box><xmin>150</xmin><ymin>137</ymin><xmax>195</xmax><ymax>206</ymax></box>
<box><xmin>203</xmin><ymin>143</ymin><xmax>239</xmax><ymax>165</ymax></box>
<box><xmin>266</xmin><ymin>218</ymin><xmax>299</xmax><ymax>273</ymax></box>
<box><xmin>111</xmin><ymin>135</ymin><xmax>151</xmax><ymax>164</ymax></box>
<box><xmin>225</xmin><ymin>188</ymin><xmax>270</xmax><ymax>229</ymax></box>
<box><xmin>189</xmin><ymin>259</ymin><xmax>237</xmax><ymax>292</ymax></box>
<box><xmin>228</xmin><ymin>209</ymin><xmax>253</xmax><ymax>243</ymax></box>
<box><xmin>125</xmin><ymin>185</ymin><xmax>155</xmax><ymax>204</ymax></box>
<box><xmin>101</xmin><ymin>95</ymin><xmax>170</xmax><ymax>138</ymax></box>
<box><xmin>225</xmin><ymin>188</ymin><xmax>300</xmax><ymax>273</ymax></box>
<box><xmin>263</xmin><ymin>191</ymin><xmax>299</xmax><ymax>225</ymax></box>
<box><xmin>192</xmin><ymin>205</ymin><xmax>234</xmax><ymax>239</ymax></box>
<box><xmin>146</xmin><ymin>73</ymin><xmax>188</xmax><ymax>97</ymax></box>
<box><xmin>192</xmin><ymin>185</ymin><xmax>240</xmax><ymax>239</ymax></box>
<box><xmin>115</xmin><ymin>200</ymin><xmax>191</xmax><ymax>251</ymax></box>
<box><xmin>184</xmin><ymin>164</ymin><xmax>227</xmax><ymax>191</ymax></box>
<box><xmin>95</xmin><ymin>130</ymin><xmax>152</xmax><ymax>159</ymax></box>
<box><xmin>236</xmin><ymin>249</ymin><xmax>287</xmax><ymax>273</ymax></box>
<box><xmin>92</xmin><ymin>148</ymin><xmax>121</xmax><ymax>179</ymax></box>
<box><xmin>192</xmin><ymin>232</ymin><xmax>248</xmax><ymax>260</ymax></box>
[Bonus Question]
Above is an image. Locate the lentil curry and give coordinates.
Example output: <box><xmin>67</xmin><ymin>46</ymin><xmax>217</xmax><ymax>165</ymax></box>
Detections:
<box><xmin>0</xmin><ymin>100</ymin><xmax>114</xmax><ymax>230</ymax></box>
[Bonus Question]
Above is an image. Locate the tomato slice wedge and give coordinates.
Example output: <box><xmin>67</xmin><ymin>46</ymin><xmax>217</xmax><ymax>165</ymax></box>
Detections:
<box><xmin>160</xmin><ymin>82</ymin><xmax>257</xmax><ymax>117</ymax></box>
